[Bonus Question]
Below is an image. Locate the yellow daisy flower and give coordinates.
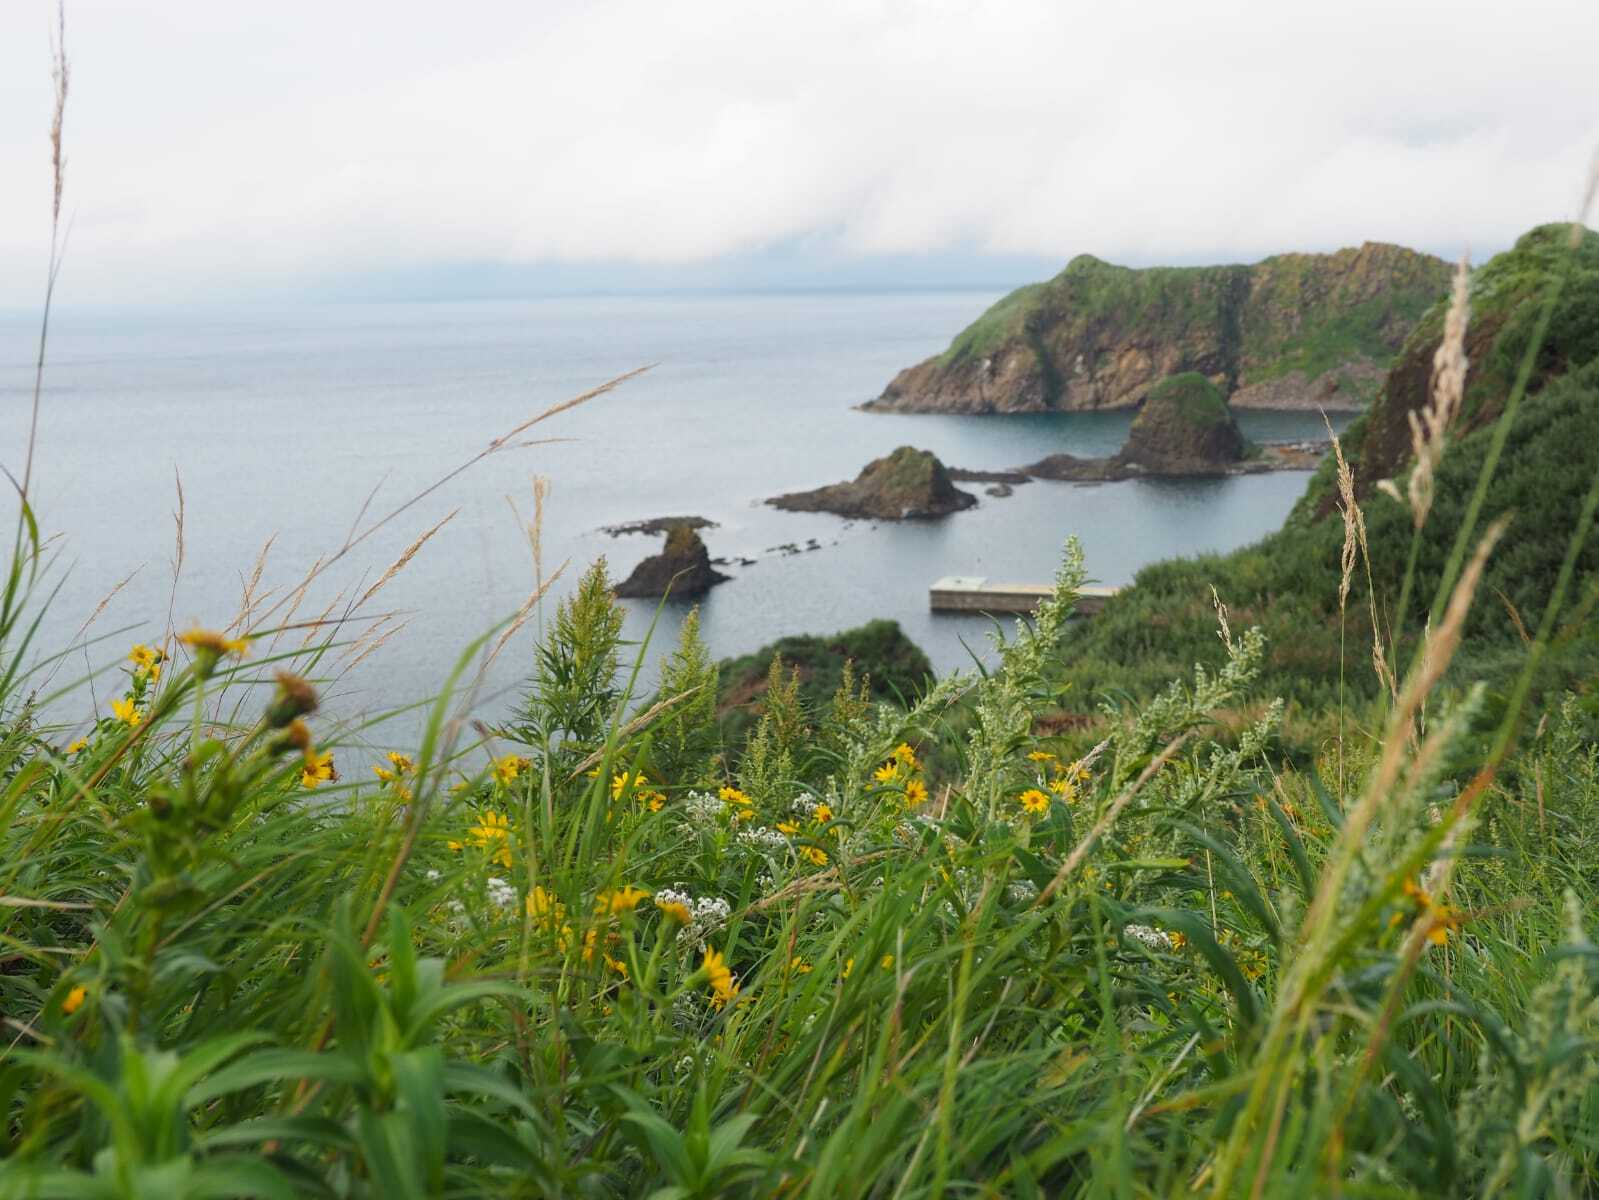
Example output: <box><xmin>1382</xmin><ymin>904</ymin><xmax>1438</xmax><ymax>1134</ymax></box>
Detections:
<box><xmin>1018</xmin><ymin>788</ymin><xmax>1050</xmax><ymax>816</ymax></box>
<box><xmin>110</xmin><ymin>697</ymin><xmax>141</xmax><ymax>728</ymax></box>
<box><xmin>703</xmin><ymin>947</ymin><xmax>738</xmax><ymax>1009</ymax></box>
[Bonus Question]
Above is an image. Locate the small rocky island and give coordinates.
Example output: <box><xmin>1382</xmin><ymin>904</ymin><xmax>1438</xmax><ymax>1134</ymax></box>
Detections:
<box><xmin>614</xmin><ymin>526</ymin><xmax>730</xmax><ymax>598</ymax></box>
<box><xmin>768</xmin><ymin>446</ymin><xmax>977</xmax><ymax>520</ymax></box>
<box><xmin>1023</xmin><ymin>373</ymin><xmax>1253</xmax><ymax>481</ymax></box>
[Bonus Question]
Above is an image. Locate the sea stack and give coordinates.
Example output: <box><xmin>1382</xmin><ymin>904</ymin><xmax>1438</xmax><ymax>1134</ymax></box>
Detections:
<box><xmin>1120</xmin><ymin>373</ymin><xmax>1247</xmax><ymax>473</ymax></box>
<box><xmin>768</xmin><ymin>446</ymin><xmax>977</xmax><ymax>520</ymax></box>
<box><xmin>614</xmin><ymin>527</ymin><xmax>730</xmax><ymax>599</ymax></box>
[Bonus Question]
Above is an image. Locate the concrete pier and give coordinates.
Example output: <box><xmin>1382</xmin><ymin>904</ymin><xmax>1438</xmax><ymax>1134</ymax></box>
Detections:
<box><xmin>929</xmin><ymin>577</ymin><xmax>1120</xmax><ymax>616</ymax></box>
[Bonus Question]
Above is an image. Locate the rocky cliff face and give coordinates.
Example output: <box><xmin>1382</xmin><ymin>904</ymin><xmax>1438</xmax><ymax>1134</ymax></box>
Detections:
<box><xmin>866</xmin><ymin>242</ymin><xmax>1450</xmax><ymax>414</ymax></box>
<box><xmin>768</xmin><ymin>446</ymin><xmax>977</xmax><ymax>520</ymax></box>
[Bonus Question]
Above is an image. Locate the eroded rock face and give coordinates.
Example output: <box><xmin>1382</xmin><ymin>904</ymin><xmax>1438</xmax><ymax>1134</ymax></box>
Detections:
<box><xmin>864</xmin><ymin>242</ymin><xmax>1450</xmax><ymax>414</ymax></box>
<box><xmin>768</xmin><ymin>446</ymin><xmax>977</xmax><ymax>520</ymax></box>
<box><xmin>614</xmin><ymin>527</ymin><xmax>730</xmax><ymax>599</ymax></box>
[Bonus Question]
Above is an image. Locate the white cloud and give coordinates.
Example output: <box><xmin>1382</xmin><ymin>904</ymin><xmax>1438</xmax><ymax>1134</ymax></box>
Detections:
<box><xmin>1</xmin><ymin>0</ymin><xmax>1596</xmax><ymax>306</ymax></box>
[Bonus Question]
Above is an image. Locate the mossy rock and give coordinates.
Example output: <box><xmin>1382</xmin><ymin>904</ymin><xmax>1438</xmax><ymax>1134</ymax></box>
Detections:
<box><xmin>769</xmin><ymin>447</ymin><xmax>977</xmax><ymax>520</ymax></box>
<box><xmin>1121</xmin><ymin>373</ymin><xmax>1246</xmax><ymax>472</ymax></box>
<box><xmin>614</xmin><ymin>527</ymin><xmax>729</xmax><ymax>599</ymax></box>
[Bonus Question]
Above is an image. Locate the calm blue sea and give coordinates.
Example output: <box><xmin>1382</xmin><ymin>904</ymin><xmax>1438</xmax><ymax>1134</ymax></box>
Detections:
<box><xmin>0</xmin><ymin>292</ymin><xmax>1342</xmax><ymax>743</ymax></box>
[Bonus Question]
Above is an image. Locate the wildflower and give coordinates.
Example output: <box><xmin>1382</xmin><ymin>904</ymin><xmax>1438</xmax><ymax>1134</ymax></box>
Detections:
<box><xmin>61</xmin><ymin>985</ymin><xmax>86</xmax><ymax>1015</ymax></box>
<box><xmin>1168</xmin><ymin>931</ymin><xmax>1188</xmax><ymax>952</ymax></box>
<box><xmin>460</xmin><ymin>811</ymin><xmax>513</xmax><ymax>868</ymax></box>
<box><xmin>873</xmin><ymin>760</ymin><xmax>900</xmax><ymax>784</ymax></box>
<box><xmin>789</xmin><ymin>957</ymin><xmax>812</xmax><ymax>975</ymax></box>
<box><xmin>801</xmin><ymin>846</ymin><xmax>828</xmax><ymax>867</ymax></box>
<box><xmin>66</xmin><ymin>737</ymin><xmax>87</xmax><ymax>755</ymax></box>
<box><xmin>812</xmin><ymin>803</ymin><xmax>833</xmax><ymax>824</ymax></box>
<box><xmin>656</xmin><ymin>895</ymin><xmax>693</xmax><ymax>925</ymax></box>
<box><xmin>643</xmin><ymin>791</ymin><xmax>666</xmax><ymax>812</ymax></box>
<box><xmin>265</xmin><ymin>671</ymin><xmax>318</xmax><ymax>727</ymax></box>
<box><xmin>494</xmin><ymin>754</ymin><xmax>529</xmax><ymax>786</ymax></box>
<box><xmin>527</xmin><ymin>885</ymin><xmax>566</xmax><ymax>923</ymax></box>
<box><xmin>612</xmin><ymin>769</ymin><xmax>648</xmax><ymax>801</ymax></box>
<box><xmin>130</xmin><ymin>643</ymin><xmax>164</xmax><ymax>673</ymax></box>
<box><xmin>892</xmin><ymin>743</ymin><xmax>920</xmax><ymax>769</ymax></box>
<box><xmin>595</xmin><ymin>885</ymin><xmax>649</xmax><ymax>915</ymax></box>
<box><xmin>777</xmin><ymin>820</ymin><xmax>799</xmax><ymax>835</ymax></box>
<box><xmin>718</xmin><ymin>785</ymin><xmax>752</xmax><ymax>809</ymax></box>
<box><xmin>841</xmin><ymin>957</ymin><xmax>853</xmax><ymax>978</ymax></box>
<box><xmin>485</xmin><ymin>877</ymin><xmax>517</xmax><ymax>910</ymax></box>
<box><xmin>1027</xmin><ymin>750</ymin><xmax>1057</xmax><ymax>763</ymax></box>
<box><xmin>281</xmin><ymin>718</ymin><xmax>313</xmax><ymax>755</ymax></box>
<box><xmin>388</xmin><ymin>752</ymin><xmax>415</xmax><ymax>774</ymax></box>
<box><xmin>903</xmin><ymin>778</ymin><xmax>928</xmax><ymax>807</ymax></box>
<box><xmin>301</xmin><ymin>750</ymin><xmax>336</xmax><ymax>789</ymax></box>
<box><xmin>1048</xmin><ymin>777</ymin><xmax>1076</xmax><ymax>801</ymax></box>
<box><xmin>1018</xmin><ymin>788</ymin><xmax>1050</xmax><ymax>816</ymax></box>
<box><xmin>703</xmin><ymin>947</ymin><xmax>738</xmax><ymax>1008</ymax></box>
<box><xmin>880</xmin><ymin>954</ymin><xmax>894</xmax><ymax>971</ymax></box>
<box><xmin>178</xmin><ymin>627</ymin><xmax>249</xmax><ymax>676</ymax></box>
<box><xmin>110</xmin><ymin>697</ymin><xmax>141</xmax><ymax>728</ymax></box>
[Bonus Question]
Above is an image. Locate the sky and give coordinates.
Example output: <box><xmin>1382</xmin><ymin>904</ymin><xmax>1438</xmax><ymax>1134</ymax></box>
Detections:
<box><xmin>1</xmin><ymin>0</ymin><xmax>1597</xmax><ymax>308</ymax></box>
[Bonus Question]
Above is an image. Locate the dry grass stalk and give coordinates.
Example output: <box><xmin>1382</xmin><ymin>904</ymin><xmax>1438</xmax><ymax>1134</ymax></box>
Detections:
<box><xmin>228</xmin><ymin>534</ymin><xmax>278</xmax><ymax>635</ymax></box>
<box><xmin>1034</xmin><ymin>732</ymin><xmax>1190</xmax><ymax>908</ymax></box>
<box><xmin>339</xmin><ymin>616</ymin><xmax>412</xmax><ymax>677</ymax></box>
<box><xmin>1328</xmin><ymin>425</ymin><xmax>1397</xmax><ymax>702</ymax></box>
<box><xmin>1388</xmin><ymin>254</ymin><xmax>1471</xmax><ymax>529</ymax></box>
<box><xmin>165</xmin><ymin>467</ymin><xmax>185</xmax><ymax>639</ymax></box>
<box><xmin>484</xmin><ymin>560</ymin><xmax>569</xmax><ymax>672</ymax></box>
<box><xmin>352</xmin><ymin>508</ymin><xmax>457</xmax><ymax>613</ymax></box>
<box><xmin>562</xmin><ymin>684</ymin><xmax>710</xmax><ymax>784</ymax></box>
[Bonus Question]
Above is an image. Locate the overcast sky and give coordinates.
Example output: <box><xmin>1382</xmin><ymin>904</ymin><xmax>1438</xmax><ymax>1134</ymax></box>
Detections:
<box><xmin>2</xmin><ymin>0</ymin><xmax>1596</xmax><ymax>308</ymax></box>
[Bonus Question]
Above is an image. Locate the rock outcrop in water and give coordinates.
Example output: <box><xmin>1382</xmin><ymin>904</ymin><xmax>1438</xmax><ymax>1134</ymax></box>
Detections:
<box><xmin>614</xmin><ymin>527</ymin><xmax>730</xmax><ymax>599</ymax></box>
<box><xmin>864</xmin><ymin>242</ymin><xmax>1450</xmax><ymax>415</ymax></box>
<box><xmin>768</xmin><ymin>446</ymin><xmax>977</xmax><ymax>520</ymax></box>
<box><xmin>1023</xmin><ymin>374</ymin><xmax>1251</xmax><ymax>481</ymax></box>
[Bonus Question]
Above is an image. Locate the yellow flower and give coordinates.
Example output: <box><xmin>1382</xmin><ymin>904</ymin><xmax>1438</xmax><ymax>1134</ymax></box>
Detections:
<box><xmin>527</xmin><ymin>885</ymin><xmax>566</xmax><ymax>923</ymax></box>
<box><xmin>594</xmin><ymin>885</ymin><xmax>649</xmax><ymax>915</ymax></box>
<box><xmin>789</xmin><ymin>957</ymin><xmax>812</xmax><ymax>975</ymax></box>
<box><xmin>841</xmin><ymin>957</ymin><xmax>853</xmax><ymax>979</ymax></box>
<box><xmin>178</xmin><ymin>628</ymin><xmax>249</xmax><ymax>657</ymax></box>
<box><xmin>66</xmin><ymin>738</ymin><xmax>87</xmax><ymax>755</ymax></box>
<box><xmin>801</xmin><ymin>846</ymin><xmax>828</xmax><ymax>867</ymax></box>
<box><xmin>465</xmin><ymin>811</ymin><xmax>513</xmax><ymax>868</ymax></box>
<box><xmin>603</xmin><ymin>952</ymin><xmax>629</xmax><ymax>977</ymax></box>
<box><xmin>776</xmin><ymin>821</ymin><xmax>800</xmax><ymax>835</ymax></box>
<box><xmin>1018</xmin><ymin>788</ymin><xmax>1050</xmax><ymax>816</ymax></box>
<box><xmin>62</xmin><ymin>984</ymin><xmax>87</xmax><ymax>1015</ymax></box>
<box><xmin>813</xmin><ymin>803</ymin><xmax>833</xmax><ymax>824</ymax></box>
<box><xmin>110</xmin><ymin>697</ymin><xmax>142</xmax><ymax>728</ymax></box>
<box><xmin>873</xmin><ymin>760</ymin><xmax>900</xmax><ymax>784</ymax></box>
<box><xmin>718</xmin><ymin>785</ymin><xmax>752</xmax><ymax>809</ymax></box>
<box><xmin>644</xmin><ymin>791</ymin><xmax>666</xmax><ymax>812</ymax></box>
<box><xmin>611</xmin><ymin>769</ymin><xmax>648</xmax><ymax>801</ymax></box>
<box><xmin>1168</xmin><ymin>931</ymin><xmax>1188</xmax><ymax>952</ymax></box>
<box><xmin>386</xmin><ymin>752</ymin><xmax>415</xmax><ymax>774</ymax></box>
<box><xmin>1048</xmin><ymin>777</ymin><xmax>1076</xmax><ymax>802</ymax></box>
<box><xmin>655</xmin><ymin>896</ymin><xmax>692</xmax><ymax>925</ymax></box>
<box><xmin>301</xmin><ymin>750</ymin><xmax>336</xmax><ymax>789</ymax></box>
<box><xmin>903</xmin><ymin>778</ymin><xmax>928</xmax><ymax>807</ymax></box>
<box><xmin>703</xmin><ymin>947</ymin><xmax>738</xmax><ymax>1009</ymax></box>
<box><xmin>1026</xmin><ymin>750</ymin><xmax>1057</xmax><ymax>763</ymax></box>
<box><xmin>892</xmin><ymin>742</ymin><xmax>920</xmax><ymax>769</ymax></box>
<box><xmin>880</xmin><ymin>954</ymin><xmax>894</xmax><ymax>971</ymax></box>
<box><xmin>127</xmin><ymin>649</ymin><xmax>163</xmax><ymax>678</ymax></box>
<box><xmin>494</xmin><ymin>754</ymin><xmax>529</xmax><ymax>786</ymax></box>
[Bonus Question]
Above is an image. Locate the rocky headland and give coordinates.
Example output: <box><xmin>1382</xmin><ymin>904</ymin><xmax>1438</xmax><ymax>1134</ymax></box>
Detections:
<box><xmin>614</xmin><ymin>526</ymin><xmax>730</xmax><ymax>599</ymax></box>
<box><xmin>768</xmin><ymin>446</ymin><xmax>977</xmax><ymax>520</ymax></box>
<box><xmin>863</xmin><ymin>242</ymin><xmax>1450</xmax><ymax>416</ymax></box>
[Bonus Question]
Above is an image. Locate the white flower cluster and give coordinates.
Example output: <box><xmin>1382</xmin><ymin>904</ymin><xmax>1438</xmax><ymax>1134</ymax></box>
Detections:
<box><xmin>790</xmin><ymin>794</ymin><xmax>821</xmax><ymax>818</ymax></box>
<box><xmin>682</xmin><ymin>790</ymin><xmax>722</xmax><ymax>826</ymax></box>
<box><xmin>655</xmin><ymin>888</ymin><xmax>730</xmax><ymax>947</ymax></box>
<box><xmin>1124</xmin><ymin>924</ymin><xmax>1175</xmax><ymax>950</ymax></box>
<box><xmin>1006</xmin><ymin>880</ymin><xmax>1038</xmax><ymax>903</ymax></box>
<box><xmin>485</xmin><ymin>877</ymin><xmax>517</xmax><ymax>910</ymax></box>
<box><xmin>736</xmin><ymin>825</ymin><xmax>789</xmax><ymax>854</ymax></box>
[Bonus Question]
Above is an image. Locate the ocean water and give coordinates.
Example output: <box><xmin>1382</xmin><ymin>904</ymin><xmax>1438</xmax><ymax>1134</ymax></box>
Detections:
<box><xmin>0</xmin><ymin>292</ymin><xmax>1343</xmax><ymax>742</ymax></box>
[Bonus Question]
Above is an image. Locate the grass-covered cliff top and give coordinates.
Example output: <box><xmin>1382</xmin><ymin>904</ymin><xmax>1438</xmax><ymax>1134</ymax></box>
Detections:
<box><xmin>935</xmin><ymin>240</ymin><xmax>1450</xmax><ymax>393</ymax></box>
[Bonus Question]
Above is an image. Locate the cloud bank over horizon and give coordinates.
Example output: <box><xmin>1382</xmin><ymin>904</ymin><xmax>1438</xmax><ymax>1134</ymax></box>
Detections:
<box><xmin>1</xmin><ymin>0</ymin><xmax>1596</xmax><ymax>307</ymax></box>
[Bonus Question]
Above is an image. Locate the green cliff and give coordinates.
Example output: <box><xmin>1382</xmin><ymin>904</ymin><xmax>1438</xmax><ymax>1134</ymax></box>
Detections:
<box><xmin>867</xmin><ymin>242</ymin><xmax>1451</xmax><ymax>414</ymax></box>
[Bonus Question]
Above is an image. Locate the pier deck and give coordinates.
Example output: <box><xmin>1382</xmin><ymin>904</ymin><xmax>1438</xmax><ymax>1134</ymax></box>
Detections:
<box><xmin>929</xmin><ymin>577</ymin><xmax>1120</xmax><ymax>616</ymax></box>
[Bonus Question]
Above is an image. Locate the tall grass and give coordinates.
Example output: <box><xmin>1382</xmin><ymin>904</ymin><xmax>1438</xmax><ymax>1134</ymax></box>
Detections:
<box><xmin>1</xmin><ymin>20</ymin><xmax>1596</xmax><ymax>1200</ymax></box>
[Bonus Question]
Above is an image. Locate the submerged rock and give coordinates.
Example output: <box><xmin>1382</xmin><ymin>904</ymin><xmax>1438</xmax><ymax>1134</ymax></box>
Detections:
<box><xmin>768</xmin><ymin>446</ymin><xmax>977</xmax><ymax>520</ymax></box>
<box><xmin>614</xmin><ymin>527</ymin><xmax>730</xmax><ymax>599</ymax></box>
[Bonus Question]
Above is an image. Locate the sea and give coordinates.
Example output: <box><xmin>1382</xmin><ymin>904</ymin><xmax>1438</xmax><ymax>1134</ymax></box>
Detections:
<box><xmin>0</xmin><ymin>292</ymin><xmax>1346</xmax><ymax>746</ymax></box>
